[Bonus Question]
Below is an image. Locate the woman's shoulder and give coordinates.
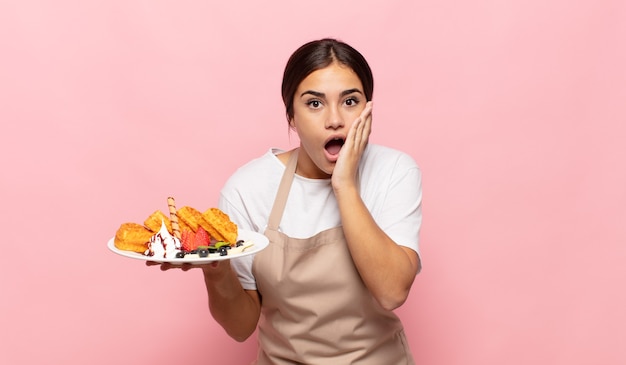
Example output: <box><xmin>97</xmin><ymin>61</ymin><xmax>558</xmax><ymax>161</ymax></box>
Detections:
<box><xmin>229</xmin><ymin>148</ymin><xmax>282</xmax><ymax>175</ymax></box>
<box><xmin>362</xmin><ymin>144</ymin><xmax>420</xmax><ymax>170</ymax></box>
<box><xmin>359</xmin><ymin>144</ymin><xmax>422</xmax><ymax>195</ymax></box>
<box><xmin>221</xmin><ymin>148</ymin><xmax>285</xmax><ymax>192</ymax></box>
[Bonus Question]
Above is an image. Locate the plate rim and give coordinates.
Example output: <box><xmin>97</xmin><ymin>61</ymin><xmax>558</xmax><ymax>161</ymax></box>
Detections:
<box><xmin>107</xmin><ymin>228</ymin><xmax>269</xmax><ymax>264</ymax></box>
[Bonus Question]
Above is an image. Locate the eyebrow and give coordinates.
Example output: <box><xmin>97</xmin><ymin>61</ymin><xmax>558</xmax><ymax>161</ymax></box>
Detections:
<box><xmin>300</xmin><ymin>88</ymin><xmax>363</xmax><ymax>98</ymax></box>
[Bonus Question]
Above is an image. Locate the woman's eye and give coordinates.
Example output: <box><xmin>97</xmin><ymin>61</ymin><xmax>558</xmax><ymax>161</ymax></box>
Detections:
<box><xmin>345</xmin><ymin>97</ymin><xmax>360</xmax><ymax>106</ymax></box>
<box><xmin>307</xmin><ymin>100</ymin><xmax>322</xmax><ymax>108</ymax></box>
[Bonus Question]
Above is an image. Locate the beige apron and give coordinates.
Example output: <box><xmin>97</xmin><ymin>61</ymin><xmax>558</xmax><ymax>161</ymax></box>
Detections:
<box><xmin>251</xmin><ymin>150</ymin><xmax>415</xmax><ymax>365</ymax></box>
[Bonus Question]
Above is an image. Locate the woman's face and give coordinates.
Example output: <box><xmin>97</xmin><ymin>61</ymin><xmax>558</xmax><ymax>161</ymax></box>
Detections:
<box><xmin>290</xmin><ymin>62</ymin><xmax>367</xmax><ymax>179</ymax></box>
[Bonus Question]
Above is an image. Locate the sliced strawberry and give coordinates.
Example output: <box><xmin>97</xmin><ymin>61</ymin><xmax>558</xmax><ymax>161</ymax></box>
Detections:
<box><xmin>181</xmin><ymin>229</ymin><xmax>196</xmax><ymax>252</ymax></box>
<box><xmin>195</xmin><ymin>226</ymin><xmax>210</xmax><ymax>248</ymax></box>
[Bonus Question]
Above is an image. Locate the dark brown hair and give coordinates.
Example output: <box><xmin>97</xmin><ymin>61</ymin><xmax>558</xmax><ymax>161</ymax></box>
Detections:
<box><xmin>281</xmin><ymin>38</ymin><xmax>374</xmax><ymax>124</ymax></box>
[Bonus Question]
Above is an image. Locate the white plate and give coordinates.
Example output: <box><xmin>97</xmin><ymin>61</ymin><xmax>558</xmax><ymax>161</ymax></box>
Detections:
<box><xmin>107</xmin><ymin>229</ymin><xmax>269</xmax><ymax>265</ymax></box>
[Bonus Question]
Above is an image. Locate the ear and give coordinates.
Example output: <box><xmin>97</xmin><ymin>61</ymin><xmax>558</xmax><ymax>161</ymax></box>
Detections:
<box><xmin>289</xmin><ymin>117</ymin><xmax>296</xmax><ymax>129</ymax></box>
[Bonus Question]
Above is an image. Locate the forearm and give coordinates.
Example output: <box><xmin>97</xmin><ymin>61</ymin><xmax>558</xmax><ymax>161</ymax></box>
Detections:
<box><xmin>335</xmin><ymin>186</ymin><xmax>420</xmax><ymax>311</ymax></box>
<box><xmin>203</xmin><ymin>262</ymin><xmax>261</xmax><ymax>342</ymax></box>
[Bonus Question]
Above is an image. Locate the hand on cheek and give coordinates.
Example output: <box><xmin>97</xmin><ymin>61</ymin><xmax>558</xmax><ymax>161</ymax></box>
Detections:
<box><xmin>332</xmin><ymin>101</ymin><xmax>373</xmax><ymax>191</ymax></box>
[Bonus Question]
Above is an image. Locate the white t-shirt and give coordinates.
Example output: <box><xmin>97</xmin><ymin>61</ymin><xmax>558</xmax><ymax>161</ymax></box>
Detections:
<box><xmin>218</xmin><ymin>144</ymin><xmax>423</xmax><ymax>290</ymax></box>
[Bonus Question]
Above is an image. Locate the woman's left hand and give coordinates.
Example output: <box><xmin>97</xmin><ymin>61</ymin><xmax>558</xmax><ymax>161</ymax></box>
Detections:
<box><xmin>332</xmin><ymin>101</ymin><xmax>373</xmax><ymax>192</ymax></box>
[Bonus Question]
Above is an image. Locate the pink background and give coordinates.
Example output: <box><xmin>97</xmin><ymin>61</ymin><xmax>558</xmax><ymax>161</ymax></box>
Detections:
<box><xmin>1</xmin><ymin>1</ymin><xmax>625</xmax><ymax>364</ymax></box>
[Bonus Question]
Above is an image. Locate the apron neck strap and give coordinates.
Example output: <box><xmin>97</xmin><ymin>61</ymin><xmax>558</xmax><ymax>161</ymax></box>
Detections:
<box><xmin>267</xmin><ymin>149</ymin><xmax>298</xmax><ymax>230</ymax></box>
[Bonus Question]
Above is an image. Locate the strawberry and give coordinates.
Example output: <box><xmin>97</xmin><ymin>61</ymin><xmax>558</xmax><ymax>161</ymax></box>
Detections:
<box><xmin>195</xmin><ymin>226</ymin><xmax>211</xmax><ymax>247</ymax></box>
<box><xmin>181</xmin><ymin>229</ymin><xmax>196</xmax><ymax>252</ymax></box>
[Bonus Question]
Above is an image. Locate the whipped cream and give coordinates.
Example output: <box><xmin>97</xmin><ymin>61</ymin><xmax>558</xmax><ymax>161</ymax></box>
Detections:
<box><xmin>145</xmin><ymin>220</ymin><xmax>181</xmax><ymax>258</ymax></box>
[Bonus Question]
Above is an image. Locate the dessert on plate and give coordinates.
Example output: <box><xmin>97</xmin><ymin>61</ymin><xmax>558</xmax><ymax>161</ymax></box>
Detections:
<box><xmin>113</xmin><ymin>197</ymin><xmax>252</xmax><ymax>260</ymax></box>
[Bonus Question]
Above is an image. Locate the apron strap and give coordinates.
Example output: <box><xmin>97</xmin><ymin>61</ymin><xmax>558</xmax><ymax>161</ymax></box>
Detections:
<box><xmin>267</xmin><ymin>149</ymin><xmax>298</xmax><ymax>230</ymax></box>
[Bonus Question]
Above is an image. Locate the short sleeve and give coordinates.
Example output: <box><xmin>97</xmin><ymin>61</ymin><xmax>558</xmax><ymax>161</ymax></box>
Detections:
<box><xmin>361</xmin><ymin>149</ymin><xmax>423</xmax><ymax>258</ymax></box>
<box><xmin>218</xmin><ymin>194</ymin><xmax>258</xmax><ymax>290</ymax></box>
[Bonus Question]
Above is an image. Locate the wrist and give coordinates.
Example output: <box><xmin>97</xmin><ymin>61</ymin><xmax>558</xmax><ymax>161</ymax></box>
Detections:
<box><xmin>202</xmin><ymin>260</ymin><xmax>232</xmax><ymax>282</ymax></box>
<box><xmin>333</xmin><ymin>183</ymin><xmax>360</xmax><ymax>203</ymax></box>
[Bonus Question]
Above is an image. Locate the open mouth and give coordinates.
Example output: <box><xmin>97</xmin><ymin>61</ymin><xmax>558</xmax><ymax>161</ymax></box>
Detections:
<box><xmin>325</xmin><ymin>137</ymin><xmax>345</xmax><ymax>156</ymax></box>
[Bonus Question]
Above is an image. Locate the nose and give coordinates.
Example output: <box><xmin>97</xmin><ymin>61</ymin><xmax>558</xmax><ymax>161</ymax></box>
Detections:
<box><xmin>325</xmin><ymin>105</ymin><xmax>344</xmax><ymax>129</ymax></box>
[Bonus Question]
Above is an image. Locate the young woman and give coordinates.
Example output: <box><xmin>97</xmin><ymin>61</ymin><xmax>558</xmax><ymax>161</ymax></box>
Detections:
<box><xmin>155</xmin><ymin>38</ymin><xmax>423</xmax><ymax>364</ymax></box>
